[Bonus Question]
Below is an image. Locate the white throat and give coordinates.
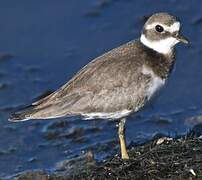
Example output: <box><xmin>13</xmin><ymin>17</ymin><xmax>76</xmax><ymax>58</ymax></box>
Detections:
<box><xmin>140</xmin><ymin>34</ymin><xmax>179</xmax><ymax>54</ymax></box>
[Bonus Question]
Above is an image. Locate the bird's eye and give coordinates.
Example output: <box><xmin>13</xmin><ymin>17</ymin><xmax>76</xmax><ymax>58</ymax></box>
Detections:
<box><xmin>155</xmin><ymin>25</ymin><xmax>164</xmax><ymax>33</ymax></box>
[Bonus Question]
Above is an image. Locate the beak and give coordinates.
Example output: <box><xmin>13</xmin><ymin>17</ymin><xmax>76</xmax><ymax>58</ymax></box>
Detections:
<box><xmin>174</xmin><ymin>34</ymin><xmax>189</xmax><ymax>44</ymax></box>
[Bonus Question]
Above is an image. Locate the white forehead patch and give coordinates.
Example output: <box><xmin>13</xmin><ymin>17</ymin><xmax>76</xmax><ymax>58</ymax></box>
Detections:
<box><xmin>146</xmin><ymin>22</ymin><xmax>180</xmax><ymax>33</ymax></box>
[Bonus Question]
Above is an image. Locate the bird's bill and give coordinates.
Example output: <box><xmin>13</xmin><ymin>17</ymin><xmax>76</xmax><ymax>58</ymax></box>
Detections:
<box><xmin>175</xmin><ymin>34</ymin><xmax>189</xmax><ymax>44</ymax></box>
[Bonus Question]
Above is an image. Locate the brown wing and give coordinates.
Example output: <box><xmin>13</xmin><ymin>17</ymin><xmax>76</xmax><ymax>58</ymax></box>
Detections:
<box><xmin>10</xmin><ymin>40</ymin><xmax>147</xmax><ymax>121</ymax></box>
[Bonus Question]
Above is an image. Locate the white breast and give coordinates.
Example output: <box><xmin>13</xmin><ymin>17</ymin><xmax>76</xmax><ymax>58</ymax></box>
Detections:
<box><xmin>142</xmin><ymin>65</ymin><xmax>165</xmax><ymax>100</ymax></box>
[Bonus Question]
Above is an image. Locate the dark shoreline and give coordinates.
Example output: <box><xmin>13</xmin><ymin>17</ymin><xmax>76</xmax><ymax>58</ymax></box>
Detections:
<box><xmin>12</xmin><ymin>133</ymin><xmax>202</xmax><ymax>180</ymax></box>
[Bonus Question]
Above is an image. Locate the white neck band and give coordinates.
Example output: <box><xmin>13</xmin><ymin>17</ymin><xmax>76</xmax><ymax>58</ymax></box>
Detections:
<box><xmin>140</xmin><ymin>34</ymin><xmax>179</xmax><ymax>54</ymax></box>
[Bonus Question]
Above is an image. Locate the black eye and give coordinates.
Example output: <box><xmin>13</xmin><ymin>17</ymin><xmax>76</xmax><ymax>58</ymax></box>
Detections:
<box><xmin>155</xmin><ymin>25</ymin><xmax>164</xmax><ymax>33</ymax></box>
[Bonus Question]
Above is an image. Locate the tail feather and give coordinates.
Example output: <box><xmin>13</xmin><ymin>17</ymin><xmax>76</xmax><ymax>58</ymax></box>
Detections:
<box><xmin>8</xmin><ymin>93</ymin><xmax>81</xmax><ymax>122</ymax></box>
<box><xmin>8</xmin><ymin>105</ymin><xmax>37</xmax><ymax>122</ymax></box>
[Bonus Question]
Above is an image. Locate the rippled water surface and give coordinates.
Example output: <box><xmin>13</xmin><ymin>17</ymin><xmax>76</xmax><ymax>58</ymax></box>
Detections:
<box><xmin>0</xmin><ymin>0</ymin><xmax>202</xmax><ymax>177</ymax></box>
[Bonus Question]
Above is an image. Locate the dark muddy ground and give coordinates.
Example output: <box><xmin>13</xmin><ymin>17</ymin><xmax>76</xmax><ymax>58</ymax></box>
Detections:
<box><xmin>12</xmin><ymin>126</ymin><xmax>202</xmax><ymax>180</ymax></box>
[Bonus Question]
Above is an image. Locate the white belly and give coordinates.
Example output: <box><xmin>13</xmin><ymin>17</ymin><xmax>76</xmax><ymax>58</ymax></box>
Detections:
<box><xmin>82</xmin><ymin>109</ymin><xmax>131</xmax><ymax>120</ymax></box>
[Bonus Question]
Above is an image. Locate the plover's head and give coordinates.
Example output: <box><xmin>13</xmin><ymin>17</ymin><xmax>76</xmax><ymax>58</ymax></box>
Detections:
<box><xmin>140</xmin><ymin>13</ymin><xmax>188</xmax><ymax>54</ymax></box>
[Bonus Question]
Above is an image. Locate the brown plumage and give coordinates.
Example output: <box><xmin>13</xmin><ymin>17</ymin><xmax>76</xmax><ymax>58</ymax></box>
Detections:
<box><xmin>9</xmin><ymin>40</ymin><xmax>174</xmax><ymax>121</ymax></box>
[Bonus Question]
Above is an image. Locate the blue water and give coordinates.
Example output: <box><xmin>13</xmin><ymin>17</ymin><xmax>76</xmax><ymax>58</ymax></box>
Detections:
<box><xmin>0</xmin><ymin>0</ymin><xmax>202</xmax><ymax>177</ymax></box>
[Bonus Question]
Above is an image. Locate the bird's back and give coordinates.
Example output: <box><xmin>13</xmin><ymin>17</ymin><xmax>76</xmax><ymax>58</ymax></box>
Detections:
<box><xmin>10</xmin><ymin>40</ymin><xmax>173</xmax><ymax>121</ymax></box>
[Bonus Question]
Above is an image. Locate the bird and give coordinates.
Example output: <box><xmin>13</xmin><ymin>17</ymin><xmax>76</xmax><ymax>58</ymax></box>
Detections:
<box><xmin>9</xmin><ymin>12</ymin><xmax>188</xmax><ymax>160</ymax></box>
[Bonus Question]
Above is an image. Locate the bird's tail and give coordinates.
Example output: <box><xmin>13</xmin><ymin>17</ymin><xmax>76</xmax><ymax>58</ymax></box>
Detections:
<box><xmin>8</xmin><ymin>105</ymin><xmax>38</xmax><ymax>122</ymax></box>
